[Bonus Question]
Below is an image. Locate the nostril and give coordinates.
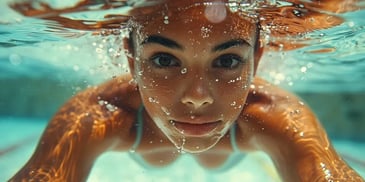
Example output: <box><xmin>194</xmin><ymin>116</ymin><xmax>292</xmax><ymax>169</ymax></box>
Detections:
<box><xmin>181</xmin><ymin>96</ymin><xmax>214</xmax><ymax>109</ymax></box>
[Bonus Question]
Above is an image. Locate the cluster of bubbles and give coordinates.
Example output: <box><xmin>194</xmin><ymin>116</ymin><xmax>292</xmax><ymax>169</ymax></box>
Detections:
<box><xmin>97</xmin><ymin>96</ymin><xmax>118</xmax><ymax>112</ymax></box>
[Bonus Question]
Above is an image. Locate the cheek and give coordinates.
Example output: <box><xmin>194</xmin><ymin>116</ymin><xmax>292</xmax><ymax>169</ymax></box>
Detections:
<box><xmin>216</xmin><ymin>82</ymin><xmax>249</xmax><ymax>109</ymax></box>
<box><xmin>213</xmin><ymin>69</ymin><xmax>252</xmax><ymax>115</ymax></box>
<box><xmin>137</xmin><ymin>75</ymin><xmax>178</xmax><ymax>119</ymax></box>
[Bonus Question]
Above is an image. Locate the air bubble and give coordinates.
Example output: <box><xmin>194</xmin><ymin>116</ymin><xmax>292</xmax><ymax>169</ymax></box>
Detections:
<box><xmin>9</xmin><ymin>54</ymin><xmax>22</xmax><ymax>65</ymax></box>
<box><xmin>163</xmin><ymin>16</ymin><xmax>169</xmax><ymax>24</ymax></box>
<box><xmin>181</xmin><ymin>68</ymin><xmax>187</xmax><ymax>74</ymax></box>
<box><xmin>148</xmin><ymin>97</ymin><xmax>157</xmax><ymax>103</ymax></box>
<box><xmin>300</xmin><ymin>66</ymin><xmax>307</xmax><ymax>73</ymax></box>
<box><xmin>106</xmin><ymin>103</ymin><xmax>117</xmax><ymax>112</ymax></box>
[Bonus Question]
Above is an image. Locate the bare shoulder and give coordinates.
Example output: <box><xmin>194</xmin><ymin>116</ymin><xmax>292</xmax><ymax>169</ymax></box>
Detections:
<box><xmin>236</xmin><ymin>77</ymin><xmax>320</xmax><ymax>148</ymax></box>
<box><xmin>57</xmin><ymin>74</ymin><xmax>142</xmax><ymax>144</ymax></box>
<box><xmin>9</xmin><ymin>75</ymin><xmax>141</xmax><ymax>181</ymax></box>
<box><xmin>237</xmin><ymin>77</ymin><xmax>364</xmax><ymax>181</ymax></box>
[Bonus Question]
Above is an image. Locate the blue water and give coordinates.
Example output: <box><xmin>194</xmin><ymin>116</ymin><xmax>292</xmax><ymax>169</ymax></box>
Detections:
<box><xmin>1</xmin><ymin>0</ymin><xmax>365</xmax><ymax>181</ymax></box>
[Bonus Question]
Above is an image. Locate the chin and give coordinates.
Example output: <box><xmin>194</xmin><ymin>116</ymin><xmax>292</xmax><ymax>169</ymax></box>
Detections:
<box><xmin>167</xmin><ymin>133</ymin><xmax>223</xmax><ymax>154</ymax></box>
<box><xmin>181</xmin><ymin>143</ymin><xmax>216</xmax><ymax>153</ymax></box>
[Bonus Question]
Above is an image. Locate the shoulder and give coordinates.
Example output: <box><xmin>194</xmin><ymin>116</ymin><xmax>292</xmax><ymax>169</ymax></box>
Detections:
<box><xmin>81</xmin><ymin>74</ymin><xmax>142</xmax><ymax>111</ymax></box>
<box><xmin>243</xmin><ymin>77</ymin><xmax>306</xmax><ymax>116</ymax></box>
<box><xmin>236</xmin><ymin>77</ymin><xmax>320</xmax><ymax>149</ymax></box>
<box><xmin>50</xmin><ymin>74</ymin><xmax>142</xmax><ymax>149</ymax></box>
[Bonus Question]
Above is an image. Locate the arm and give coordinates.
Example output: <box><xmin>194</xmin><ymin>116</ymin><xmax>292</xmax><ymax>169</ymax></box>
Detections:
<box><xmin>240</xmin><ymin>77</ymin><xmax>364</xmax><ymax>182</ymax></box>
<box><xmin>9</xmin><ymin>77</ymin><xmax>137</xmax><ymax>181</ymax></box>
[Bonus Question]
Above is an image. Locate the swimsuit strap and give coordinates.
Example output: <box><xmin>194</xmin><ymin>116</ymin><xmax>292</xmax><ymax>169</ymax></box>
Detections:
<box><xmin>131</xmin><ymin>105</ymin><xmax>144</xmax><ymax>150</ymax></box>
<box><xmin>230</xmin><ymin>123</ymin><xmax>240</xmax><ymax>152</ymax></box>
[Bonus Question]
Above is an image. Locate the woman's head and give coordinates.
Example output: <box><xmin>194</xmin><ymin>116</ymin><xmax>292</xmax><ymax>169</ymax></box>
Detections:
<box><xmin>124</xmin><ymin>0</ymin><xmax>263</xmax><ymax>153</ymax></box>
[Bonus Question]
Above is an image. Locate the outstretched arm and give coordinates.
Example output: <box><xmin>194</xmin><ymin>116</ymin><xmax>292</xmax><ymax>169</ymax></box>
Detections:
<box><xmin>9</xmin><ymin>77</ymin><xmax>136</xmax><ymax>181</ymax></box>
<box><xmin>240</xmin><ymin>77</ymin><xmax>364</xmax><ymax>182</ymax></box>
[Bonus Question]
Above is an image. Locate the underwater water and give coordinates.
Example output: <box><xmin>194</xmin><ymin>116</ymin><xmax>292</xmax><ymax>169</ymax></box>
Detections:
<box><xmin>1</xmin><ymin>0</ymin><xmax>365</xmax><ymax>181</ymax></box>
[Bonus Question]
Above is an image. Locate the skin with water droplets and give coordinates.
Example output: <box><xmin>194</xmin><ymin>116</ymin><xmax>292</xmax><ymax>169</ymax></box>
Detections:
<box><xmin>8</xmin><ymin>0</ymin><xmax>364</xmax><ymax>181</ymax></box>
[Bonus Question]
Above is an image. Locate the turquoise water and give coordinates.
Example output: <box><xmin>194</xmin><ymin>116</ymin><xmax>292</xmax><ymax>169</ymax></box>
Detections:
<box><xmin>1</xmin><ymin>0</ymin><xmax>365</xmax><ymax>181</ymax></box>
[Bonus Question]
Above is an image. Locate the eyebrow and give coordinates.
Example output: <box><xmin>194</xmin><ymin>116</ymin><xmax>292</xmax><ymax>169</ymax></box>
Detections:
<box><xmin>212</xmin><ymin>39</ymin><xmax>250</xmax><ymax>52</ymax></box>
<box><xmin>141</xmin><ymin>35</ymin><xmax>183</xmax><ymax>50</ymax></box>
<box><xmin>141</xmin><ymin>35</ymin><xmax>250</xmax><ymax>52</ymax></box>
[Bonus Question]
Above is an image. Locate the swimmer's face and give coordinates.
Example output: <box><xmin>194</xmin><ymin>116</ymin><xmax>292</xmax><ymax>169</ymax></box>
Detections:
<box><xmin>127</xmin><ymin>2</ymin><xmax>259</xmax><ymax>153</ymax></box>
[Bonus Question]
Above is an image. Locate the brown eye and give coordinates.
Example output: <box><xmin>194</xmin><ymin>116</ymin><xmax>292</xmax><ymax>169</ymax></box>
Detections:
<box><xmin>150</xmin><ymin>53</ymin><xmax>180</xmax><ymax>68</ymax></box>
<box><xmin>213</xmin><ymin>54</ymin><xmax>243</xmax><ymax>69</ymax></box>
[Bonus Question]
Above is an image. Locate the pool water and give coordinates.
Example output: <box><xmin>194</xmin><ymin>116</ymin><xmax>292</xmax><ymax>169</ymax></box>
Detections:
<box><xmin>1</xmin><ymin>0</ymin><xmax>365</xmax><ymax>181</ymax></box>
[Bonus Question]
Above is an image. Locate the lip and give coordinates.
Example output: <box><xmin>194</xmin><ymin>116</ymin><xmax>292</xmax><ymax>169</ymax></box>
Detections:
<box><xmin>171</xmin><ymin>120</ymin><xmax>221</xmax><ymax>136</ymax></box>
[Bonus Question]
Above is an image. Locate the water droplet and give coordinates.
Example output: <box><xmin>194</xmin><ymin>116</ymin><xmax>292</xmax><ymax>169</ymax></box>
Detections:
<box><xmin>200</xmin><ymin>26</ymin><xmax>212</xmax><ymax>38</ymax></box>
<box><xmin>228</xmin><ymin>79</ymin><xmax>235</xmax><ymax>83</ymax></box>
<box><xmin>230</xmin><ymin>101</ymin><xmax>236</xmax><ymax>106</ymax></box>
<box><xmin>106</xmin><ymin>103</ymin><xmax>117</xmax><ymax>112</ymax></box>
<box><xmin>177</xmin><ymin>138</ymin><xmax>186</xmax><ymax>153</ymax></box>
<box><xmin>98</xmin><ymin>100</ymin><xmax>105</xmax><ymax>105</ymax></box>
<box><xmin>128</xmin><ymin>79</ymin><xmax>137</xmax><ymax>85</ymax></box>
<box><xmin>181</xmin><ymin>68</ymin><xmax>187</xmax><ymax>74</ymax></box>
<box><xmin>300</xmin><ymin>66</ymin><xmax>307</xmax><ymax>73</ymax></box>
<box><xmin>161</xmin><ymin>107</ymin><xmax>170</xmax><ymax>116</ymax></box>
<box><xmin>148</xmin><ymin>97</ymin><xmax>156</xmax><ymax>103</ymax></box>
<box><xmin>215</xmin><ymin>79</ymin><xmax>219</xmax><ymax>82</ymax></box>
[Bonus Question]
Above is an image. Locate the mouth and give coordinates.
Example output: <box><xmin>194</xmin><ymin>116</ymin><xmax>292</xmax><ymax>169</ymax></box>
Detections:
<box><xmin>171</xmin><ymin>120</ymin><xmax>222</xmax><ymax>136</ymax></box>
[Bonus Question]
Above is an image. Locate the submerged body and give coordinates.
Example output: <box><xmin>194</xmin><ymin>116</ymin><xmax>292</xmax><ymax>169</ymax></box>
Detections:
<box><xmin>8</xmin><ymin>0</ymin><xmax>364</xmax><ymax>181</ymax></box>
<box><xmin>10</xmin><ymin>76</ymin><xmax>363</xmax><ymax>181</ymax></box>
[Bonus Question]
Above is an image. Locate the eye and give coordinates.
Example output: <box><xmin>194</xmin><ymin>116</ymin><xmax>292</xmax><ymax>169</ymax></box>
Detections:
<box><xmin>150</xmin><ymin>53</ymin><xmax>180</xmax><ymax>68</ymax></box>
<box><xmin>212</xmin><ymin>54</ymin><xmax>244</xmax><ymax>69</ymax></box>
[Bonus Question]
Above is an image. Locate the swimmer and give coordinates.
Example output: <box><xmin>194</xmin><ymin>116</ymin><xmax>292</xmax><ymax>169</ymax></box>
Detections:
<box><xmin>9</xmin><ymin>0</ymin><xmax>364</xmax><ymax>181</ymax></box>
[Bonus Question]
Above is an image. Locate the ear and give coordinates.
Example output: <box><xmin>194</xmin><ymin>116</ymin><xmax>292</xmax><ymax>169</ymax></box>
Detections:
<box><xmin>123</xmin><ymin>37</ymin><xmax>136</xmax><ymax>77</ymax></box>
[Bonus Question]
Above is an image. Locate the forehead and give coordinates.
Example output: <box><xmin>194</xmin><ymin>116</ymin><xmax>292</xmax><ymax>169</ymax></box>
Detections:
<box><xmin>131</xmin><ymin>2</ymin><xmax>257</xmax><ymax>45</ymax></box>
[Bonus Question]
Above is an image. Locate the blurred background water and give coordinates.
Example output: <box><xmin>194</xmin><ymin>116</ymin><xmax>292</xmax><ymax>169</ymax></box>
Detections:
<box><xmin>0</xmin><ymin>0</ymin><xmax>364</xmax><ymax>181</ymax></box>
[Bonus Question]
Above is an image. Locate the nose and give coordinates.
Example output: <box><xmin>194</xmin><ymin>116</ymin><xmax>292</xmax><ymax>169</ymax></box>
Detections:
<box><xmin>181</xmin><ymin>77</ymin><xmax>214</xmax><ymax>109</ymax></box>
